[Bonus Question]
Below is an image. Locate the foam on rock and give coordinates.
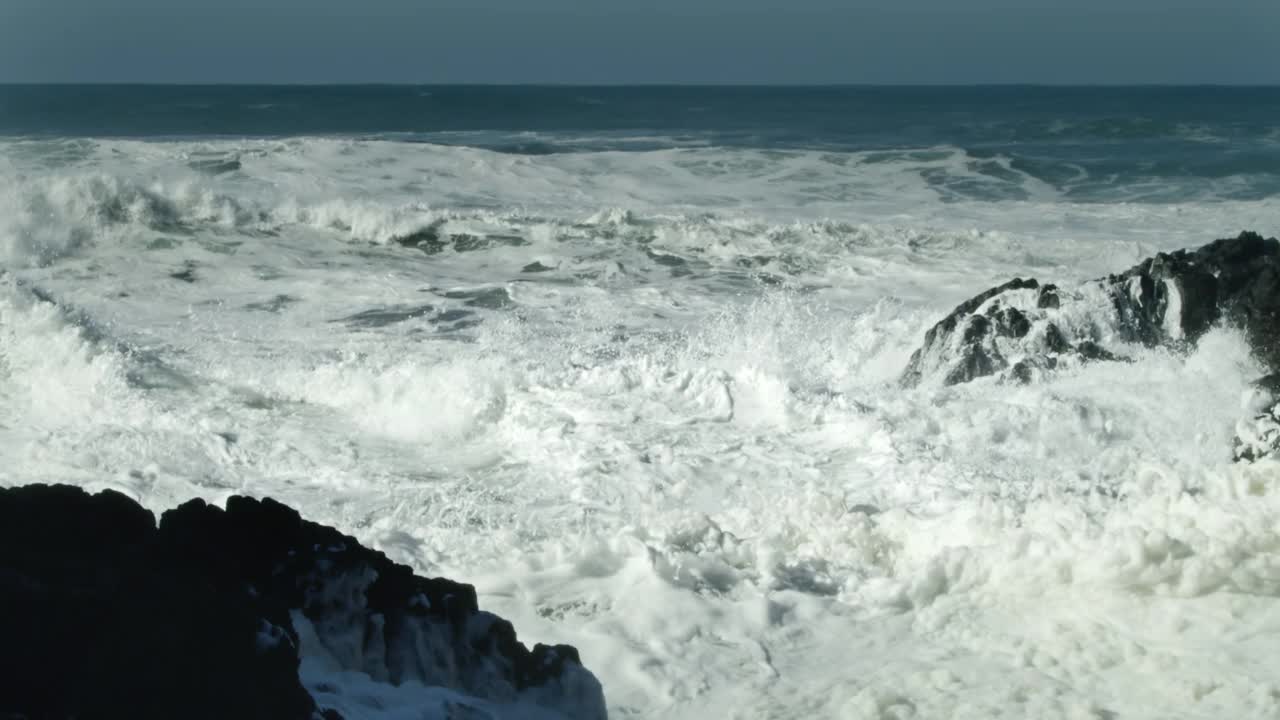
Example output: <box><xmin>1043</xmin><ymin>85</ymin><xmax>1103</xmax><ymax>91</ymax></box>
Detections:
<box><xmin>900</xmin><ymin>231</ymin><xmax>1280</xmax><ymax>460</ymax></box>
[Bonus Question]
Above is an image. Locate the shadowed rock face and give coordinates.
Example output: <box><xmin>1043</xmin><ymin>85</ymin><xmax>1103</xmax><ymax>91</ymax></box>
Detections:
<box><xmin>1102</xmin><ymin>231</ymin><xmax>1280</xmax><ymax>365</ymax></box>
<box><xmin>899</xmin><ymin>231</ymin><xmax>1280</xmax><ymax>462</ymax></box>
<box><xmin>0</xmin><ymin>485</ymin><xmax>606</xmax><ymax>720</ymax></box>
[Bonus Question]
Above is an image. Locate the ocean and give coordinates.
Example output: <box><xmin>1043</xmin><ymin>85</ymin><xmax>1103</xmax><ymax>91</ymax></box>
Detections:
<box><xmin>2</xmin><ymin>85</ymin><xmax>1279</xmax><ymax>719</ymax></box>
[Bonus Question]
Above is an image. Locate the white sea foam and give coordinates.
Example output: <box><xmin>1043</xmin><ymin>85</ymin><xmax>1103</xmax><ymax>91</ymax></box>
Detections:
<box><xmin>2</xmin><ymin>137</ymin><xmax>1280</xmax><ymax>719</ymax></box>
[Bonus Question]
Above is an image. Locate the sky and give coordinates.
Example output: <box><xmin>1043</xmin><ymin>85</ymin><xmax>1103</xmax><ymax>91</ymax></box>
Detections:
<box><xmin>2</xmin><ymin>0</ymin><xmax>1278</xmax><ymax>84</ymax></box>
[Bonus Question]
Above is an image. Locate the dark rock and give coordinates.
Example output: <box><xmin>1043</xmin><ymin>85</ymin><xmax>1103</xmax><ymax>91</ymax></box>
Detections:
<box><xmin>991</xmin><ymin>306</ymin><xmax>1031</xmax><ymax>339</ymax></box>
<box><xmin>1007</xmin><ymin>356</ymin><xmax>1061</xmax><ymax>385</ymax></box>
<box><xmin>949</xmin><ymin>278</ymin><xmax>1041</xmax><ymax>322</ymax></box>
<box><xmin>943</xmin><ymin>344</ymin><xmax>1000</xmax><ymax>386</ymax></box>
<box><xmin>1008</xmin><ymin>360</ymin><xmax>1034</xmax><ymax>385</ymax></box>
<box><xmin>1075</xmin><ymin>341</ymin><xmax>1125</xmax><ymax>363</ymax></box>
<box><xmin>1042</xmin><ymin>323</ymin><xmax>1071</xmax><ymax>354</ymax></box>
<box><xmin>901</xmin><ymin>232</ymin><xmax>1280</xmax><ymax>389</ymax></box>
<box><xmin>900</xmin><ymin>278</ymin><xmax>1039</xmax><ymax>387</ymax></box>
<box><xmin>898</xmin><ymin>231</ymin><xmax>1280</xmax><ymax>463</ymax></box>
<box><xmin>962</xmin><ymin>314</ymin><xmax>992</xmax><ymax>343</ymax></box>
<box><xmin>0</xmin><ymin>485</ymin><xmax>315</xmax><ymax>720</ymax></box>
<box><xmin>1036</xmin><ymin>284</ymin><xmax>1061</xmax><ymax>309</ymax></box>
<box><xmin>0</xmin><ymin>485</ymin><xmax>606</xmax><ymax>720</ymax></box>
<box><xmin>1105</xmin><ymin>231</ymin><xmax>1280</xmax><ymax>361</ymax></box>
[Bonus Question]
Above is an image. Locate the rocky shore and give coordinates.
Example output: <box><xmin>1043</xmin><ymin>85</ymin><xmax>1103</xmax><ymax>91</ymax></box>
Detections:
<box><xmin>0</xmin><ymin>484</ymin><xmax>606</xmax><ymax>720</ymax></box>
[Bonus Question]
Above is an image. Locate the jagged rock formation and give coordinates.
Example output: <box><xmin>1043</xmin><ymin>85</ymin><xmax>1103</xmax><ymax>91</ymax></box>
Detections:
<box><xmin>902</xmin><ymin>231</ymin><xmax>1280</xmax><ymax>388</ymax></box>
<box><xmin>0</xmin><ymin>484</ymin><xmax>606</xmax><ymax>720</ymax></box>
<box><xmin>900</xmin><ymin>231</ymin><xmax>1280</xmax><ymax>461</ymax></box>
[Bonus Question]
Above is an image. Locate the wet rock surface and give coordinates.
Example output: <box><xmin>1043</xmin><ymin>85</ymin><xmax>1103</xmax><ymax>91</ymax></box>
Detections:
<box><xmin>903</xmin><ymin>232</ymin><xmax>1280</xmax><ymax>388</ymax></box>
<box><xmin>901</xmin><ymin>231</ymin><xmax>1280</xmax><ymax>462</ymax></box>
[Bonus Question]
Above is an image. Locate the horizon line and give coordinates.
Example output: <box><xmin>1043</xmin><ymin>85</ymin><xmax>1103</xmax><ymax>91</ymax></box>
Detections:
<box><xmin>1</xmin><ymin>81</ymin><xmax>1278</xmax><ymax>89</ymax></box>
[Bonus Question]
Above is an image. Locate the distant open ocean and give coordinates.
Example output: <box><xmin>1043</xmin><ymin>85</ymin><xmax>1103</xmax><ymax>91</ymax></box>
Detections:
<box><xmin>4</xmin><ymin>85</ymin><xmax>1280</xmax><ymax>200</ymax></box>
<box><xmin>2</xmin><ymin>85</ymin><xmax>1279</xmax><ymax>719</ymax></box>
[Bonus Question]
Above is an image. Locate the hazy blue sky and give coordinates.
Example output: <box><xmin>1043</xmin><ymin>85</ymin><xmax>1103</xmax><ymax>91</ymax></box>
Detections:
<box><xmin>2</xmin><ymin>0</ymin><xmax>1277</xmax><ymax>84</ymax></box>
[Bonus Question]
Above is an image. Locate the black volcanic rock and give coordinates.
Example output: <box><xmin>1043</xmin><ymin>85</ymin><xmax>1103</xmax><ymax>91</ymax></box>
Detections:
<box><xmin>0</xmin><ymin>485</ymin><xmax>606</xmax><ymax>720</ymax></box>
<box><xmin>901</xmin><ymin>232</ymin><xmax>1280</xmax><ymax>389</ymax></box>
<box><xmin>899</xmin><ymin>231</ymin><xmax>1280</xmax><ymax>463</ymax></box>
<box><xmin>1101</xmin><ymin>231</ymin><xmax>1280</xmax><ymax>359</ymax></box>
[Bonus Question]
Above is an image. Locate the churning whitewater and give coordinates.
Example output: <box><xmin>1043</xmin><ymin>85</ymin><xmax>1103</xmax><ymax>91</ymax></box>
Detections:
<box><xmin>2</xmin><ymin>86</ymin><xmax>1280</xmax><ymax>719</ymax></box>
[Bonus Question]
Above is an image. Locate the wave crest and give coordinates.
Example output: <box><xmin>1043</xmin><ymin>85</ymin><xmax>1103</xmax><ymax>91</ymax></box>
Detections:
<box><xmin>0</xmin><ymin>172</ymin><xmax>253</xmax><ymax>266</ymax></box>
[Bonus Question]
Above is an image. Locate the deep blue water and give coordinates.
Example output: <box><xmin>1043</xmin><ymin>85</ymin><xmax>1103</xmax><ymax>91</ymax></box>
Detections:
<box><xmin>3</xmin><ymin>85</ymin><xmax>1279</xmax><ymax>200</ymax></box>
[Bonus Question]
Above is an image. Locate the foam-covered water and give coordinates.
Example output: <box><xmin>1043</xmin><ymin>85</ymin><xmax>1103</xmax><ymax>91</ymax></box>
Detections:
<box><xmin>3</xmin><ymin>87</ymin><xmax>1280</xmax><ymax>719</ymax></box>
